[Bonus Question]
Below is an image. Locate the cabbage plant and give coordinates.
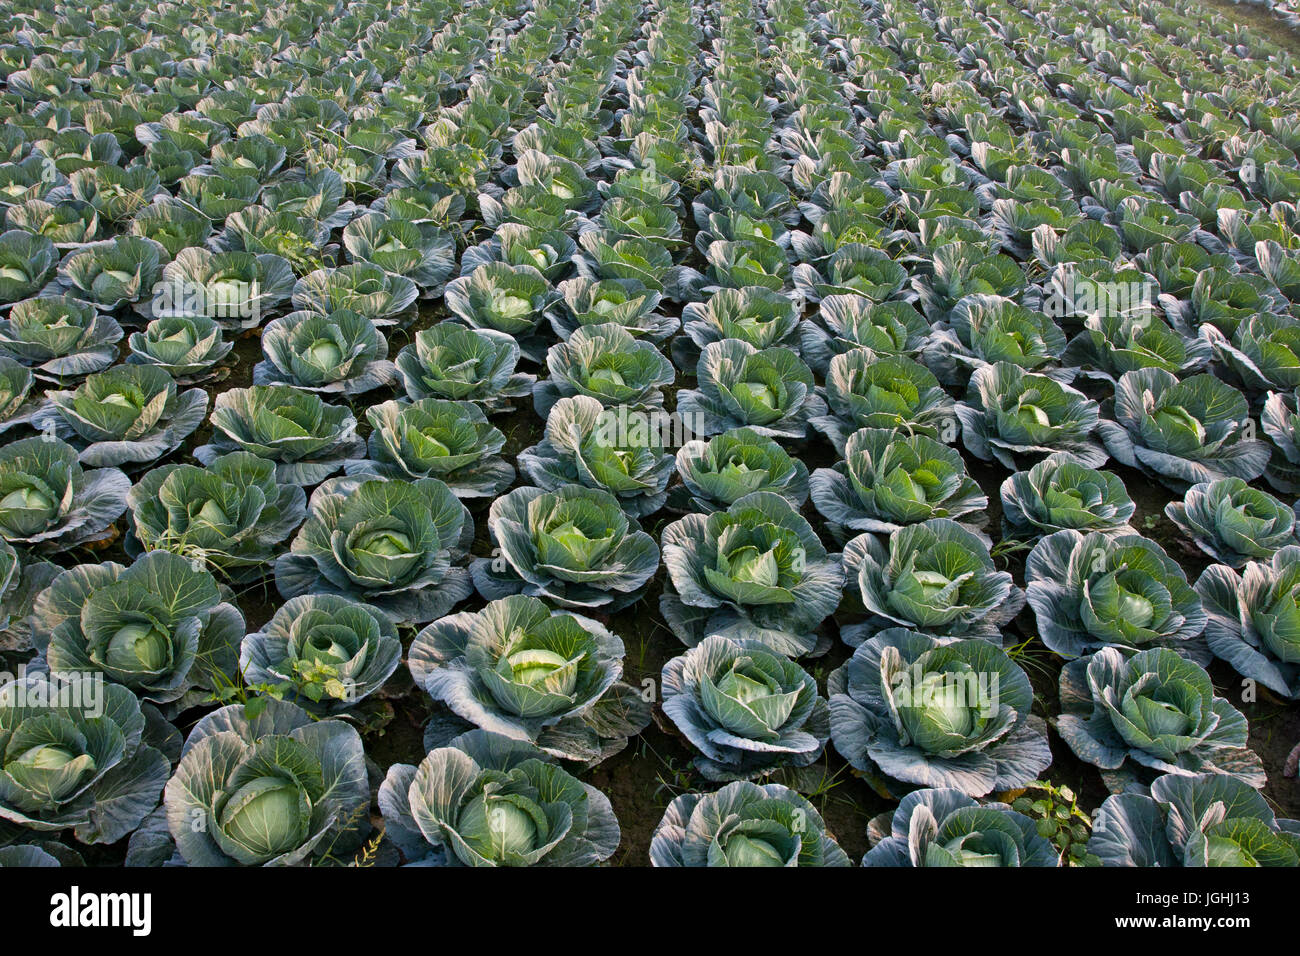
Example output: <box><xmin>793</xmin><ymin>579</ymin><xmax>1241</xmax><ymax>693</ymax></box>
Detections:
<box><xmin>661</xmin><ymin>634</ymin><xmax>829</xmax><ymax>780</ymax></box>
<box><xmin>155</xmin><ymin>248</ymin><xmax>295</xmax><ymax>332</ymax></box>
<box><xmin>533</xmin><ymin>323</ymin><xmax>676</xmax><ymax>416</ymax></box>
<box><xmin>660</xmin><ymin>491</ymin><xmax>842</xmax><ymax>656</ymax></box>
<box><xmin>550</xmin><ymin>276</ymin><xmax>676</xmax><ymax>342</ymax></box>
<box><xmin>125</xmin><ymin>315</ymin><xmax>232</xmax><ymax>382</ymax></box>
<box><xmin>864</xmin><ymin>788</ymin><xmax>1059</xmax><ymax>867</ymax></box>
<box><xmin>0</xmin><ymin>537</ymin><xmax>58</xmax><ymax>653</ymax></box>
<box><xmin>472</xmin><ymin>484</ymin><xmax>659</xmax><ymax>611</ymax></box>
<box><xmin>55</xmin><ymin>236</ymin><xmax>165</xmax><ymax>311</ymax></box>
<box><xmin>35</xmin><ymin>549</ymin><xmax>245</xmax><ymax>707</ymax></box>
<box><xmin>275</xmin><ymin>475</ymin><xmax>472</xmax><ymax>626</ymax></box>
<box><xmin>1263</xmin><ymin>387</ymin><xmax>1300</xmax><ymax>492</ymax></box>
<box><xmin>240</xmin><ymin>594</ymin><xmax>401</xmax><ymax>710</ymax></box>
<box><xmin>1181</xmin><ymin>267</ymin><xmax>1279</xmax><ymax>335</ymax></box>
<box><xmin>129</xmin><ymin>200</ymin><xmax>212</xmax><ymax>259</ymax></box>
<box><xmin>650</xmin><ymin>781</ymin><xmax>850</xmax><ymax>866</ymax></box>
<box><xmin>923</xmin><ymin>293</ymin><xmax>1066</xmax><ymax>385</ymax></box>
<box><xmin>810</xmin><ymin>349</ymin><xmax>954</xmax><ymax>452</ymax></box>
<box><xmin>800</xmin><ymin>296</ymin><xmax>928</xmax><ymax>378</ymax></box>
<box><xmin>842</xmin><ymin>519</ymin><xmax>1022</xmax><ymax>643</ymax></box>
<box><xmin>0</xmin><ymin>357</ymin><xmax>39</xmax><ymax>434</ymax></box>
<box><xmin>254</xmin><ymin>308</ymin><xmax>398</xmax><ymax>394</ymax></box>
<box><xmin>811</xmin><ymin>427</ymin><xmax>986</xmax><ymax>538</ymax></box>
<box><xmin>395</xmin><ymin>322</ymin><xmax>535</xmax><ymax>411</ymax></box>
<box><xmin>1197</xmin><ymin>547</ymin><xmax>1300</xmax><ymax>699</ymax></box>
<box><xmin>1091</xmin><ymin>773</ymin><xmax>1300</xmax><ymax>867</ymax></box>
<box><xmin>0</xmin><ymin>230</ymin><xmax>58</xmax><ymax>303</ymax></box>
<box><xmin>1000</xmin><ymin>453</ymin><xmax>1135</xmax><ymax>542</ymax></box>
<box><xmin>163</xmin><ymin>698</ymin><xmax>368</xmax><ymax>865</ymax></box>
<box><xmin>197</xmin><ymin>385</ymin><xmax>363</xmax><ymax>485</ymax></box>
<box><xmin>1025</xmin><ymin>530</ymin><xmax>1207</xmax><ymax>660</ymax></box>
<box><xmin>0</xmin><ymin>436</ymin><xmax>128</xmax><ymax>551</ymax></box>
<box><xmin>342</xmin><ymin>212</ymin><xmax>456</xmax><ymax>290</ymax></box>
<box><xmin>7</xmin><ymin>198</ymin><xmax>102</xmax><ymax>249</ymax></box>
<box><xmin>1097</xmin><ymin>369</ymin><xmax>1269</xmax><ymax>490</ymax></box>
<box><xmin>519</xmin><ymin>396</ymin><xmax>673</xmax><ymax>517</ymax></box>
<box><xmin>217</xmin><ymin>205</ymin><xmax>330</xmax><ymax>265</ymax></box>
<box><xmin>126</xmin><ymin>451</ymin><xmax>306</xmax><ymax>583</ymax></box>
<box><xmin>379</xmin><ymin>729</ymin><xmax>619</xmax><ymax>867</ymax></box>
<box><xmin>828</xmin><ymin>628</ymin><xmax>1050</xmax><ymax>797</ymax></box>
<box><xmin>291</xmin><ymin>263</ymin><xmax>419</xmax><ymax>327</ymax></box>
<box><xmin>955</xmin><ymin>361</ymin><xmax>1106</xmax><ymax>470</ymax></box>
<box><xmin>676</xmin><ymin>340</ymin><xmax>823</xmax><ymax>439</ymax></box>
<box><xmin>261</xmin><ymin>169</ymin><xmax>356</xmax><ymax>228</ymax></box>
<box><xmin>0</xmin><ymin>294</ymin><xmax>121</xmax><ymax>379</ymax></box>
<box><xmin>792</xmin><ymin>244</ymin><xmax>907</xmax><ymax>302</ymax></box>
<box><xmin>574</xmin><ymin>231</ymin><xmax>699</xmax><ymax>300</ymax></box>
<box><xmin>408</xmin><ymin>595</ymin><xmax>651</xmax><ymax>765</ymax></box>
<box><xmin>445</xmin><ymin>261</ymin><xmax>556</xmax><ymax>341</ymax></box>
<box><xmin>1166</xmin><ymin>478</ymin><xmax>1300</xmax><ymax>569</ymax></box>
<box><xmin>61</xmin><ymin>165</ymin><xmax>161</xmax><ymax>222</ymax></box>
<box><xmin>675</xmin><ymin>286</ymin><xmax>801</xmax><ymax>371</ymax></box>
<box><xmin>462</xmin><ymin>223</ymin><xmax>577</xmax><ymax>283</ymax></box>
<box><xmin>346</xmin><ymin>398</ymin><xmax>512</xmax><ymax>497</ymax></box>
<box><xmin>1204</xmin><ymin>313</ymin><xmax>1300</xmax><ymax>395</ymax></box>
<box><xmin>32</xmin><ymin>365</ymin><xmax>207</xmax><ymax>468</ymax></box>
<box><xmin>1056</xmin><ymin>646</ymin><xmax>1264</xmax><ymax>792</ymax></box>
<box><xmin>177</xmin><ymin>170</ymin><xmax>262</xmax><ymax>222</ymax></box>
<box><xmin>672</xmin><ymin>428</ymin><xmax>809</xmax><ymax>514</ymax></box>
<box><xmin>1063</xmin><ymin>312</ymin><xmax>1210</xmax><ymax>384</ymax></box>
<box><xmin>0</xmin><ymin>672</ymin><xmax>168</xmax><ymax>844</ymax></box>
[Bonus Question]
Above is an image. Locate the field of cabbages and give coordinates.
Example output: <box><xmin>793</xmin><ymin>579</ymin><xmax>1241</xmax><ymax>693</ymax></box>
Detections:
<box><xmin>3</xmin><ymin>0</ymin><xmax>1300</xmax><ymax>871</ymax></box>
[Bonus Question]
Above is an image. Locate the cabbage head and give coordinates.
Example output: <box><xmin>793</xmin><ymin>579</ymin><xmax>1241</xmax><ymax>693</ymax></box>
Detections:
<box><xmin>394</xmin><ymin>322</ymin><xmax>535</xmax><ymax>410</ymax></box>
<box><xmin>843</xmin><ymin>519</ymin><xmax>1022</xmax><ymax>643</ymax></box>
<box><xmin>533</xmin><ymin>322</ymin><xmax>676</xmax><ymax>416</ymax></box>
<box><xmin>519</xmin><ymin>396</ymin><xmax>673</xmax><ymax>517</ymax></box>
<box><xmin>673</xmin><ymin>427</ymin><xmax>809</xmax><ymax>513</ymax></box>
<box><xmin>35</xmin><ymin>550</ymin><xmax>245</xmax><ymax>708</ymax></box>
<box><xmin>650</xmin><ymin>781</ymin><xmax>850</xmax><ymax>866</ymax></box>
<box><xmin>956</xmin><ymin>361</ymin><xmax>1106</xmax><ymax>470</ymax></box>
<box><xmin>409</xmin><ymin>595</ymin><xmax>651</xmax><ymax>765</ymax></box>
<box><xmin>275</xmin><ymin>475</ymin><xmax>472</xmax><ymax>626</ymax></box>
<box><xmin>660</xmin><ymin>491</ymin><xmax>842</xmax><ymax>656</ymax></box>
<box><xmin>1197</xmin><ymin>547</ymin><xmax>1300</xmax><ymax>699</ymax></box>
<box><xmin>1026</xmin><ymin>529</ymin><xmax>1207</xmax><ymax>660</ymax></box>
<box><xmin>33</xmin><ymin>365</ymin><xmax>207</xmax><ymax>468</ymax></box>
<box><xmin>126</xmin><ymin>451</ymin><xmax>306</xmax><ymax>583</ymax></box>
<box><xmin>347</xmin><ymin>398</ymin><xmax>513</xmax><ymax>497</ymax></box>
<box><xmin>1000</xmin><ymin>453</ymin><xmax>1135</xmax><ymax>542</ymax></box>
<box><xmin>239</xmin><ymin>594</ymin><xmax>401</xmax><ymax>710</ymax></box>
<box><xmin>676</xmin><ymin>339</ymin><xmax>823</xmax><ymax>439</ymax></box>
<box><xmin>1056</xmin><ymin>646</ymin><xmax>1264</xmax><ymax>792</ymax></box>
<box><xmin>864</xmin><ymin>787</ymin><xmax>1059</xmax><ymax>867</ymax></box>
<box><xmin>661</xmin><ymin>633</ymin><xmax>829</xmax><ymax>780</ymax></box>
<box><xmin>1165</xmin><ymin>477</ymin><xmax>1300</xmax><ymax>569</ymax></box>
<box><xmin>254</xmin><ymin>308</ymin><xmax>398</xmax><ymax>395</ymax></box>
<box><xmin>472</xmin><ymin>484</ymin><xmax>659</xmax><ymax>612</ymax></box>
<box><xmin>1097</xmin><ymin>368</ymin><xmax>1269</xmax><ymax>491</ymax></box>
<box><xmin>828</xmin><ymin>628</ymin><xmax>1050</xmax><ymax>797</ymax></box>
<box><xmin>379</xmin><ymin>729</ymin><xmax>619</xmax><ymax>866</ymax></box>
<box><xmin>197</xmin><ymin>385</ymin><xmax>363</xmax><ymax>485</ymax></box>
<box><xmin>164</xmin><ymin>697</ymin><xmax>368</xmax><ymax>865</ymax></box>
<box><xmin>811</xmin><ymin>427</ymin><xmax>986</xmax><ymax>538</ymax></box>
<box><xmin>1091</xmin><ymin>773</ymin><xmax>1300</xmax><ymax>866</ymax></box>
<box><xmin>0</xmin><ymin>435</ymin><xmax>128</xmax><ymax>552</ymax></box>
<box><xmin>0</xmin><ymin>672</ymin><xmax>168</xmax><ymax>844</ymax></box>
